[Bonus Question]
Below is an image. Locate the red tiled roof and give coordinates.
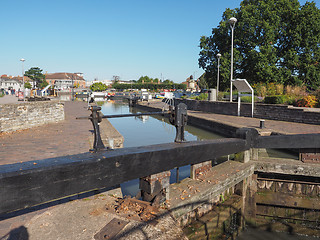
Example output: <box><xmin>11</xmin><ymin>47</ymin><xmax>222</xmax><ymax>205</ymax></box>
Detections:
<box><xmin>1</xmin><ymin>75</ymin><xmax>31</xmax><ymax>81</ymax></box>
<box><xmin>45</xmin><ymin>72</ymin><xmax>84</xmax><ymax>80</ymax></box>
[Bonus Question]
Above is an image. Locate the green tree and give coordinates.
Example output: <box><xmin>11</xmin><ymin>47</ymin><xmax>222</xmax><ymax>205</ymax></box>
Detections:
<box><xmin>163</xmin><ymin>79</ymin><xmax>174</xmax><ymax>84</ymax></box>
<box><xmin>198</xmin><ymin>73</ymin><xmax>208</xmax><ymax>90</ymax></box>
<box><xmin>24</xmin><ymin>67</ymin><xmax>46</xmax><ymax>89</ymax></box>
<box><xmin>295</xmin><ymin>2</ymin><xmax>320</xmax><ymax>90</ymax></box>
<box><xmin>90</xmin><ymin>82</ymin><xmax>108</xmax><ymax>92</ymax></box>
<box><xmin>137</xmin><ymin>76</ymin><xmax>161</xmax><ymax>84</ymax></box>
<box><xmin>137</xmin><ymin>76</ymin><xmax>152</xmax><ymax>83</ymax></box>
<box><xmin>199</xmin><ymin>0</ymin><xmax>320</xmax><ymax>91</ymax></box>
<box><xmin>24</xmin><ymin>82</ymin><xmax>32</xmax><ymax>89</ymax></box>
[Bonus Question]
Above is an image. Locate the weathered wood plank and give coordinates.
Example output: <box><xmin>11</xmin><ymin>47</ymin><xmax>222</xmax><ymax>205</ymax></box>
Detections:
<box><xmin>256</xmin><ymin>191</ymin><xmax>320</xmax><ymax>210</ymax></box>
<box><xmin>254</xmin><ymin>134</ymin><xmax>320</xmax><ymax>149</ymax></box>
<box><xmin>0</xmin><ymin>138</ymin><xmax>247</xmax><ymax>214</ymax></box>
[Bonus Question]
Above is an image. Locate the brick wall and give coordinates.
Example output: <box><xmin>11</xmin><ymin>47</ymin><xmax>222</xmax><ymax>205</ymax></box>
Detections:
<box><xmin>0</xmin><ymin>101</ymin><xmax>65</xmax><ymax>133</ymax></box>
<box><xmin>176</xmin><ymin>99</ymin><xmax>320</xmax><ymax>125</ymax></box>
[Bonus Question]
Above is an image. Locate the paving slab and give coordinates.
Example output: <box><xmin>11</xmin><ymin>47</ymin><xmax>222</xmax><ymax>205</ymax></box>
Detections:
<box><xmin>0</xmin><ymin>95</ymin><xmax>19</xmax><ymax>104</ymax></box>
<box><xmin>2</xmin><ymin>187</ymin><xmax>188</xmax><ymax>240</ymax></box>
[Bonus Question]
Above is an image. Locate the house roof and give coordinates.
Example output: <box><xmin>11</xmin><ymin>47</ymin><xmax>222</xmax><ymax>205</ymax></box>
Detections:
<box><xmin>0</xmin><ymin>75</ymin><xmax>31</xmax><ymax>82</ymax></box>
<box><xmin>45</xmin><ymin>73</ymin><xmax>84</xmax><ymax>80</ymax></box>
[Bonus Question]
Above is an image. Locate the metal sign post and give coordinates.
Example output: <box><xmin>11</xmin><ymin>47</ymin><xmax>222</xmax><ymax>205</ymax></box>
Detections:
<box><xmin>232</xmin><ymin>79</ymin><xmax>254</xmax><ymax>117</ymax></box>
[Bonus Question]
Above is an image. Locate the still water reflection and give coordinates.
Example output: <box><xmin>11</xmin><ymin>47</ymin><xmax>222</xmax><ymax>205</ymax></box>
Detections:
<box><xmin>100</xmin><ymin>100</ymin><xmax>222</xmax><ymax>147</ymax></box>
<box><xmin>100</xmin><ymin>100</ymin><xmax>223</xmax><ymax>197</ymax></box>
<box><xmin>99</xmin><ymin>100</ymin><xmax>298</xmax><ymax>197</ymax></box>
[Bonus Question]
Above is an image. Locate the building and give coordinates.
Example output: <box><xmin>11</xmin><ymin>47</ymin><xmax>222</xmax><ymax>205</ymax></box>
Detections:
<box><xmin>0</xmin><ymin>75</ymin><xmax>24</xmax><ymax>93</ymax></box>
<box><xmin>45</xmin><ymin>73</ymin><xmax>86</xmax><ymax>90</ymax></box>
<box><xmin>118</xmin><ymin>80</ymin><xmax>136</xmax><ymax>85</ymax></box>
<box><xmin>182</xmin><ymin>75</ymin><xmax>199</xmax><ymax>92</ymax></box>
<box><xmin>86</xmin><ymin>79</ymin><xmax>113</xmax><ymax>87</ymax></box>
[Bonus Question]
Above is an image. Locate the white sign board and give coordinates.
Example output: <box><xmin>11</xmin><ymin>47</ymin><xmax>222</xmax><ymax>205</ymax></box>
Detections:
<box><xmin>232</xmin><ymin>79</ymin><xmax>254</xmax><ymax>117</ymax></box>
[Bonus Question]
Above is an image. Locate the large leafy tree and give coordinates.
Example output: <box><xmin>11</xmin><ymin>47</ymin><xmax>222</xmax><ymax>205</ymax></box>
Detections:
<box><xmin>137</xmin><ymin>76</ymin><xmax>160</xmax><ymax>84</ymax></box>
<box><xmin>90</xmin><ymin>82</ymin><xmax>108</xmax><ymax>92</ymax></box>
<box><xmin>199</xmin><ymin>0</ymin><xmax>320</xmax><ymax>91</ymax></box>
<box><xmin>198</xmin><ymin>73</ymin><xmax>209</xmax><ymax>90</ymax></box>
<box><xmin>24</xmin><ymin>67</ymin><xmax>47</xmax><ymax>89</ymax></box>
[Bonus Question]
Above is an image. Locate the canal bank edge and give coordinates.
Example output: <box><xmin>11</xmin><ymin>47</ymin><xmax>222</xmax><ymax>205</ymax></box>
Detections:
<box><xmin>176</xmin><ymin>98</ymin><xmax>320</xmax><ymax>125</ymax></box>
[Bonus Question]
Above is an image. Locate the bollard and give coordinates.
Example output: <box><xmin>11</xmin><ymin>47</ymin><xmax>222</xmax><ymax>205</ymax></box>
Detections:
<box><xmin>259</xmin><ymin>119</ymin><xmax>265</xmax><ymax>129</ymax></box>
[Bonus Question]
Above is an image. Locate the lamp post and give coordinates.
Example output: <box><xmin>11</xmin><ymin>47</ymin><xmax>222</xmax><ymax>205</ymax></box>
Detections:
<box><xmin>20</xmin><ymin>58</ymin><xmax>25</xmax><ymax>101</ymax></box>
<box><xmin>71</xmin><ymin>74</ymin><xmax>74</xmax><ymax>101</ymax></box>
<box><xmin>229</xmin><ymin>17</ymin><xmax>237</xmax><ymax>102</ymax></box>
<box><xmin>216</xmin><ymin>53</ymin><xmax>221</xmax><ymax>100</ymax></box>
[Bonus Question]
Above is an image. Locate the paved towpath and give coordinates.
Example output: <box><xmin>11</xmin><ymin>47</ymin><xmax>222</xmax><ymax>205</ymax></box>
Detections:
<box><xmin>0</xmin><ymin>95</ymin><xmax>19</xmax><ymax>104</ymax></box>
<box><xmin>188</xmin><ymin>111</ymin><xmax>320</xmax><ymax>135</ymax></box>
<box><xmin>0</xmin><ymin>100</ymin><xmax>95</xmax><ymax>237</ymax></box>
<box><xmin>138</xmin><ymin>100</ymin><xmax>320</xmax><ymax>135</ymax></box>
<box><xmin>0</xmin><ymin>100</ymin><xmax>93</xmax><ymax>165</ymax></box>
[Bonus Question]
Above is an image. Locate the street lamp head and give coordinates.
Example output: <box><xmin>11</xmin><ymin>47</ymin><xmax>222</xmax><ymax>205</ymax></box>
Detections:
<box><xmin>20</xmin><ymin>58</ymin><xmax>25</xmax><ymax>62</ymax></box>
<box><xmin>216</xmin><ymin>53</ymin><xmax>222</xmax><ymax>58</ymax></box>
<box><xmin>229</xmin><ymin>17</ymin><xmax>237</xmax><ymax>27</ymax></box>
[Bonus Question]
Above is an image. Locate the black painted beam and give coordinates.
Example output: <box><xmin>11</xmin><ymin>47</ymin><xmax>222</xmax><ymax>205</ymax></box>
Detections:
<box><xmin>0</xmin><ymin>138</ymin><xmax>247</xmax><ymax>215</ymax></box>
<box><xmin>254</xmin><ymin>134</ymin><xmax>320</xmax><ymax>149</ymax></box>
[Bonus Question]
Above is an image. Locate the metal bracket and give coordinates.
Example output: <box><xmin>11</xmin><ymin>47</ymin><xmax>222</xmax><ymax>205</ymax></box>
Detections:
<box><xmin>173</xmin><ymin>103</ymin><xmax>187</xmax><ymax>143</ymax></box>
<box><xmin>89</xmin><ymin>105</ymin><xmax>105</xmax><ymax>152</ymax></box>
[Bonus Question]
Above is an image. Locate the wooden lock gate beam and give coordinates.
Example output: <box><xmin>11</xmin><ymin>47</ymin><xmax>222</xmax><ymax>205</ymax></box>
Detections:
<box><xmin>1</xmin><ymin>127</ymin><xmax>320</xmax><ymax>215</ymax></box>
<box><xmin>0</xmin><ymin>137</ymin><xmax>248</xmax><ymax>215</ymax></box>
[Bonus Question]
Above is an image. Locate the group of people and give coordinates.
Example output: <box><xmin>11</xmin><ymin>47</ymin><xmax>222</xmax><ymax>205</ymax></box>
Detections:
<box><xmin>1</xmin><ymin>88</ymin><xmax>16</xmax><ymax>95</ymax></box>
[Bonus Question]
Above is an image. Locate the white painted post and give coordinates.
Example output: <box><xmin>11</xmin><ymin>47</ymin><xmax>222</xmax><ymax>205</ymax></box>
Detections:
<box><xmin>252</xmin><ymin>90</ymin><xmax>254</xmax><ymax>118</ymax></box>
<box><xmin>238</xmin><ymin>92</ymin><xmax>241</xmax><ymax>116</ymax></box>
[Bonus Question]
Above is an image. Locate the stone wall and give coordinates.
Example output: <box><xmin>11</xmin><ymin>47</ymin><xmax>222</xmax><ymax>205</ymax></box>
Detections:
<box><xmin>0</xmin><ymin>101</ymin><xmax>65</xmax><ymax>133</ymax></box>
<box><xmin>176</xmin><ymin>99</ymin><xmax>320</xmax><ymax>124</ymax></box>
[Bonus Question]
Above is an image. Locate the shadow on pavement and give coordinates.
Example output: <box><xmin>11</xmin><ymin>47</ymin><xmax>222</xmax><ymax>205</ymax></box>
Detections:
<box><xmin>0</xmin><ymin>226</ymin><xmax>29</xmax><ymax>240</ymax></box>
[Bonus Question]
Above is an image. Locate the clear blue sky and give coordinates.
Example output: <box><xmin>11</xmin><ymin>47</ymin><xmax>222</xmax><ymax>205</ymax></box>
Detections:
<box><xmin>1</xmin><ymin>0</ymin><xmax>319</xmax><ymax>83</ymax></box>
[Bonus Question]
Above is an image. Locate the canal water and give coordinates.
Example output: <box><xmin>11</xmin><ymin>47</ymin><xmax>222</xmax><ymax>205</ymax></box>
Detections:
<box><xmin>98</xmin><ymin>99</ymin><xmax>298</xmax><ymax>196</ymax></box>
<box><xmin>99</xmin><ymin>100</ymin><xmax>223</xmax><ymax>197</ymax></box>
<box><xmin>96</xmin><ymin>99</ymin><xmax>308</xmax><ymax>239</ymax></box>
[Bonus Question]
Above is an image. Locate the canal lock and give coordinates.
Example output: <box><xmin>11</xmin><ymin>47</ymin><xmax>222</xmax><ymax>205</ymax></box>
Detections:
<box><xmin>182</xmin><ymin>171</ymin><xmax>320</xmax><ymax>239</ymax></box>
<box><xmin>97</xmin><ymin>100</ymin><xmax>320</xmax><ymax>239</ymax></box>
